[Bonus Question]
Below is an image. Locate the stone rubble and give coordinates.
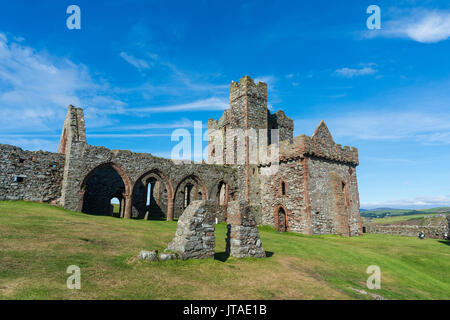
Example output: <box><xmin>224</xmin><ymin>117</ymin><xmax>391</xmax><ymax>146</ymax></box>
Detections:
<box><xmin>138</xmin><ymin>250</ymin><xmax>159</xmax><ymax>262</ymax></box>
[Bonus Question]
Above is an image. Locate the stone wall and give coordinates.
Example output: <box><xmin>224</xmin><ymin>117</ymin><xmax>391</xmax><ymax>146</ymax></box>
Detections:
<box><xmin>260</xmin><ymin>158</ymin><xmax>308</xmax><ymax>233</ymax></box>
<box><xmin>307</xmin><ymin>157</ymin><xmax>361</xmax><ymax>236</ymax></box>
<box><xmin>0</xmin><ymin>144</ymin><xmax>64</xmax><ymax>203</ymax></box>
<box><xmin>364</xmin><ymin>215</ymin><xmax>450</xmax><ymax>239</ymax></box>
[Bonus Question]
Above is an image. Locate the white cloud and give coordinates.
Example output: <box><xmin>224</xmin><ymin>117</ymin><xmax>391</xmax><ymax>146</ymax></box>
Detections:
<box><xmin>335</xmin><ymin>66</ymin><xmax>377</xmax><ymax>78</ymax></box>
<box><xmin>361</xmin><ymin>195</ymin><xmax>450</xmax><ymax>209</ymax></box>
<box><xmin>254</xmin><ymin>75</ymin><xmax>276</xmax><ymax>86</ymax></box>
<box><xmin>97</xmin><ymin>118</ymin><xmax>194</xmax><ymax>131</ymax></box>
<box><xmin>368</xmin><ymin>10</ymin><xmax>450</xmax><ymax>43</ymax></box>
<box><xmin>295</xmin><ymin>111</ymin><xmax>450</xmax><ymax>145</ymax></box>
<box><xmin>127</xmin><ymin>97</ymin><xmax>228</xmax><ymax>113</ymax></box>
<box><xmin>0</xmin><ymin>32</ymin><xmax>127</xmax><ymax>135</ymax></box>
<box><xmin>119</xmin><ymin>52</ymin><xmax>151</xmax><ymax>71</ymax></box>
<box><xmin>0</xmin><ymin>137</ymin><xmax>58</xmax><ymax>152</ymax></box>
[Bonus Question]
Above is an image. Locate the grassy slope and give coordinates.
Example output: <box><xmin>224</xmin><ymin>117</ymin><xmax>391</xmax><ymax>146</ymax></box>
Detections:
<box><xmin>0</xmin><ymin>201</ymin><xmax>449</xmax><ymax>300</ymax></box>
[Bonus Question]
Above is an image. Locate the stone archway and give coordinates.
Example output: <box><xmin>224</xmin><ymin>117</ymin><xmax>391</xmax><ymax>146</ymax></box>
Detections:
<box><xmin>79</xmin><ymin>162</ymin><xmax>133</xmax><ymax>218</ymax></box>
<box><xmin>173</xmin><ymin>174</ymin><xmax>208</xmax><ymax>219</ymax></box>
<box><xmin>132</xmin><ymin>169</ymin><xmax>174</xmax><ymax>221</ymax></box>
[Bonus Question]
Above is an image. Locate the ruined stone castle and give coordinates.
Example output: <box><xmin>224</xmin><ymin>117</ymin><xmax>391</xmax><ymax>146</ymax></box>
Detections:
<box><xmin>0</xmin><ymin>76</ymin><xmax>362</xmax><ymax>236</ymax></box>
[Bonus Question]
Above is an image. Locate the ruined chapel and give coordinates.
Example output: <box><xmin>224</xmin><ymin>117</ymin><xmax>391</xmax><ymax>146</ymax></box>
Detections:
<box><xmin>0</xmin><ymin>75</ymin><xmax>362</xmax><ymax>236</ymax></box>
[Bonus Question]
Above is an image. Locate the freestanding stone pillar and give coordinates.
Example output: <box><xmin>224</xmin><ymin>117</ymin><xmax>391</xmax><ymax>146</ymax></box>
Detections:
<box><xmin>227</xmin><ymin>200</ymin><xmax>266</xmax><ymax>258</ymax></box>
<box><xmin>166</xmin><ymin>200</ymin><xmax>216</xmax><ymax>260</ymax></box>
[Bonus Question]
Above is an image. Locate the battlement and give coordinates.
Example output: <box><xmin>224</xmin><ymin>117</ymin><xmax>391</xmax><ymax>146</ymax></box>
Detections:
<box><xmin>230</xmin><ymin>75</ymin><xmax>267</xmax><ymax>95</ymax></box>
<box><xmin>259</xmin><ymin>121</ymin><xmax>359</xmax><ymax>166</ymax></box>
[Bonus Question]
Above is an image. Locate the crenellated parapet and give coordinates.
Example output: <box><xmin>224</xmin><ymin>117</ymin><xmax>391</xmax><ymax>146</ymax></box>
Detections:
<box><xmin>230</xmin><ymin>75</ymin><xmax>267</xmax><ymax>102</ymax></box>
<box><xmin>259</xmin><ymin>120</ymin><xmax>358</xmax><ymax>166</ymax></box>
<box><xmin>295</xmin><ymin>134</ymin><xmax>359</xmax><ymax>165</ymax></box>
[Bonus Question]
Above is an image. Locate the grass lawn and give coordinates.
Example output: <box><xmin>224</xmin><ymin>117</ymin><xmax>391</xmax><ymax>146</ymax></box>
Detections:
<box><xmin>0</xmin><ymin>201</ymin><xmax>449</xmax><ymax>300</ymax></box>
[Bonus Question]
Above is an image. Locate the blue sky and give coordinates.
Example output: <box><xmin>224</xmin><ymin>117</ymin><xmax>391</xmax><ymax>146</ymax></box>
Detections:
<box><xmin>0</xmin><ymin>0</ymin><xmax>449</xmax><ymax>209</ymax></box>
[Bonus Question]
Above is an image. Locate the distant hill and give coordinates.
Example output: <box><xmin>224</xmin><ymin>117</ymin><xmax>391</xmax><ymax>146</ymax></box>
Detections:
<box><xmin>360</xmin><ymin>207</ymin><xmax>450</xmax><ymax>219</ymax></box>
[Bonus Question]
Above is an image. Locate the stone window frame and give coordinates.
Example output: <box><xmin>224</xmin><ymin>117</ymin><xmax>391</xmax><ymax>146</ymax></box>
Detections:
<box><xmin>14</xmin><ymin>175</ymin><xmax>25</xmax><ymax>183</ymax></box>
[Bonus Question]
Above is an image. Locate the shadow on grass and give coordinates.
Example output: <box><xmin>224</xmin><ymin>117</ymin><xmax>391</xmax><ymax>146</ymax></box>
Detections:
<box><xmin>438</xmin><ymin>240</ymin><xmax>450</xmax><ymax>246</ymax></box>
<box><xmin>145</xmin><ymin>217</ymin><xmax>168</xmax><ymax>221</ymax></box>
<box><xmin>214</xmin><ymin>251</ymin><xmax>274</xmax><ymax>262</ymax></box>
<box><xmin>214</xmin><ymin>252</ymin><xmax>229</xmax><ymax>262</ymax></box>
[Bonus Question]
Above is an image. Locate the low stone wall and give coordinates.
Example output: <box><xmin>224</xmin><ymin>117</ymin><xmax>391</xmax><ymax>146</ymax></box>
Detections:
<box><xmin>227</xmin><ymin>201</ymin><xmax>265</xmax><ymax>258</ymax></box>
<box><xmin>364</xmin><ymin>215</ymin><xmax>449</xmax><ymax>239</ymax></box>
<box><xmin>166</xmin><ymin>200</ymin><xmax>216</xmax><ymax>260</ymax></box>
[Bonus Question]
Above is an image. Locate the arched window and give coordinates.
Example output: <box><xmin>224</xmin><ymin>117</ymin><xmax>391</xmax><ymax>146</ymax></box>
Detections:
<box><xmin>219</xmin><ymin>183</ymin><xmax>227</xmax><ymax>206</ymax></box>
<box><xmin>184</xmin><ymin>183</ymin><xmax>194</xmax><ymax>208</ymax></box>
<box><xmin>276</xmin><ymin>206</ymin><xmax>288</xmax><ymax>232</ymax></box>
<box><xmin>146</xmin><ymin>182</ymin><xmax>154</xmax><ymax>206</ymax></box>
<box><xmin>281</xmin><ymin>181</ymin><xmax>286</xmax><ymax>196</ymax></box>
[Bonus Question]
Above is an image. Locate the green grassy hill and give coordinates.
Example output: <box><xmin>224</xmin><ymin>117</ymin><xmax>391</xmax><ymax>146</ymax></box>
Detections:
<box><xmin>0</xmin><ymin>201</ymin><xmax>449</xmax><ymax>300</ymax></box>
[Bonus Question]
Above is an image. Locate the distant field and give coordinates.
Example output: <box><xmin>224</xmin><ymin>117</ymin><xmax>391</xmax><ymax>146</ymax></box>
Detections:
<box><xmin>371</xmin><ymin>214</ymin><xmax>442</xmax><ymax>225</ymax></box>
<box><xmin>1</xmin><ymin>201</ymin><xmax>449</xmax><ymax>300</ymax></box>
<box><xmin>361</xmin><ymin>207</ymin><xmax>450</xmax><ymax>220</ymax></box>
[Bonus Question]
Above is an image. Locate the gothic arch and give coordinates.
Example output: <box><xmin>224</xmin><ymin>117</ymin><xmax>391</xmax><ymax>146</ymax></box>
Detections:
<box><xmin>274</xmin><ymin>204</ymin><xmax>289</xmax><ymax>232</ymax></box>
<box><xmin>173</xmin><ymin>174</ymin><xmax>208</xmax><ymax>219</ymax></box>
<box><xmin>132</xmin><ymin>168</ymin><xmax>174</xmax><ymax>220</ymax></box>
<box><xmin>78</xmin><ymin>162</ymin><xmax>133</xmax><ymax>218</ymax></box>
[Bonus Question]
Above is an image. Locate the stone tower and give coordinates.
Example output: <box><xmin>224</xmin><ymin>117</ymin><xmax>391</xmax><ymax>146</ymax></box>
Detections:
<box><xmin>208</xmin><ymin>76</ymin><xmax>294</xmax><ymax>205</ymax></box>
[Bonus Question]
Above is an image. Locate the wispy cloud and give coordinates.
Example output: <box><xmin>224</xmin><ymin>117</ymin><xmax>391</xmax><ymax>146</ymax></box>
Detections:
<box><xmin>88</xmin><ymin>133</ymin><xmax>171</xmax><ymax>138</ymax></box>
<box><xmin>366</xmin><ymin>9</ymin><xmax>450</xmax><ymax>43</ymax></box>
<box><xmin>0</xmin><ymin>32</ymin><xmax>127</xmax><ymax>135</ymax></box>
<box><xmin>295</xmin><ymin>76</ymin><xmax>450</xmax><ymax>145</ymax></box>
<box><xmin>334</xmin><ymin>65</ymin><xmax>378</xmax><ymax>78</ymax></box>
<box><xmin>107</xmin><ymin>118</ymin><xmax>194</xmax><ymax>131</ymax></box>
<box><xmin>127</xmin><ymin>97</ymin><xmax>228</xmax><ymax>113</ymax></box>
<box><xmin>119</xmin><ymin>52</ymin><xmax>152</xmax><ymax>71</ymax></box>
<box><xmin>254</xmin><ymin>75</ymin><xmax>276</xmax><ymax>86</ymax></box>
<box><xmin>361</xmin><ymin>195</ymin><xmax>450</xmax><ymax>209</ymax></box>
<box><xmin>0</xmin><ymin>137</ymin><xmax>58</xmax><ymax>152</ymax></box>
<box><xmin>297</xmin><ymin>111</ymin><xmax>450</xmax><ymax>144</ymax></box>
